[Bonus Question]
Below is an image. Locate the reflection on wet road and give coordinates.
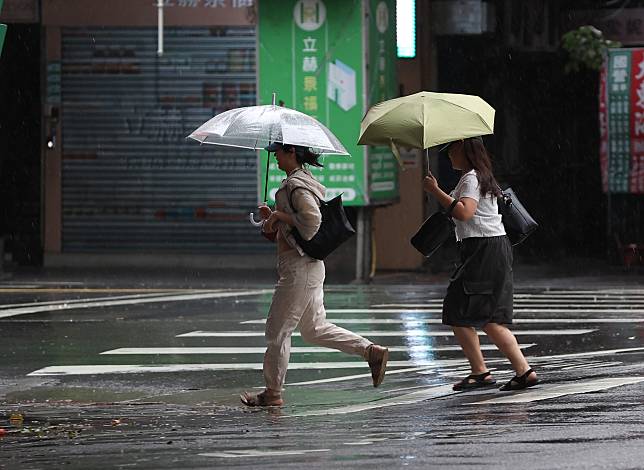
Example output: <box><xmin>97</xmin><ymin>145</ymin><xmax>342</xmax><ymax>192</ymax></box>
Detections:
<box><xmin>0</xmin><ymin>283</ymin><xmax>643</xmax><ymax>468</ymax></box>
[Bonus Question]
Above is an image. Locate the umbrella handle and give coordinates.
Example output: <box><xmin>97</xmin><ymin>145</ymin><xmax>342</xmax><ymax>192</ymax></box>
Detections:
<box><xmin>249</xmin><ymin>212</ymin><xmax>263</xmax><ymax>227</ymax></box>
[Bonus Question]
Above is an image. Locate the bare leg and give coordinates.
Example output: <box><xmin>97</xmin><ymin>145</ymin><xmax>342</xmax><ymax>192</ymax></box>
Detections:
<box><xmin>483</xmin><ymin>323</ymin><xmax>537</xmax><ymax>381</ymax></box>
<box><xmin>452</xmin><ymin>326</ymin><xmax>488</xmax><ymax>375</ymax></box>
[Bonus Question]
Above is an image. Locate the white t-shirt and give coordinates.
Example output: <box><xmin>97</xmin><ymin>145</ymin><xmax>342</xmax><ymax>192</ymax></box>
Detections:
<box><xmin>450</xmin><ymin>170</ymin><xmax>506</xmax><ymax>241</ymax></box>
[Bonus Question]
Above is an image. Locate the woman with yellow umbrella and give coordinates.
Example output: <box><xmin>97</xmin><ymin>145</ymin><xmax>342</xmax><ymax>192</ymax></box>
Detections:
<box><xmin>359</xmin><ymin>92</ymin><xmax>539</xmax><ymax>391</ymax></box>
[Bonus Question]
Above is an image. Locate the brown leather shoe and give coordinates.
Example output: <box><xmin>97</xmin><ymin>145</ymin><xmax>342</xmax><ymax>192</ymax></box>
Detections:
<box><xmin>366</xmin><ymin>344</ymin><xmax>389</xmax><ymax>387</ymax></box>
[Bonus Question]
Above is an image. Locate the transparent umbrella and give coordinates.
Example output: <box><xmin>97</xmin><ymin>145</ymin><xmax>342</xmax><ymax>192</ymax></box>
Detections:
<box><xmin>187</xmin><ymin>95</ymin><xmax>349</xmax><ymax>225</ymax></box>
<box><xmin>188</xmin><ymin>104</ymin><xmax>349</xmax><ymax>156</ymax></box>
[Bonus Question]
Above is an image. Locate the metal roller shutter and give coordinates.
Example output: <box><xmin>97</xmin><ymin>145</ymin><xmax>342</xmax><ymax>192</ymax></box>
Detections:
<box><xmin>60</xmin><ymin>27</ymin><xmax>268</xmax><ymax>253</ymax></box>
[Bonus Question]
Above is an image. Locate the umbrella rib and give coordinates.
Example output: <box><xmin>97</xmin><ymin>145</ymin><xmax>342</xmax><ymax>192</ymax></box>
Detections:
<box><xmin>421</xmin><ymin>97</ymin><xmax>494</xmax><ymax>147</ymax></box>
<box><xmin>430</xmin><ymin>97</ymin><xmax>494</xmax><ymax>120</ymax></box>
<box><xmin>188</xmin><ymin>103</ymin><xmax>348</xmax><ymax>154</ymax></box>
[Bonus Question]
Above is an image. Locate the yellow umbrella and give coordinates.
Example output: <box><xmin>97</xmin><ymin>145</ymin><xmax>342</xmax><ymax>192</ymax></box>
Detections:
<box><xmin>358</xmin><ymin>91</ymin><xmax>495</xmax><ymax>165</ymax></box>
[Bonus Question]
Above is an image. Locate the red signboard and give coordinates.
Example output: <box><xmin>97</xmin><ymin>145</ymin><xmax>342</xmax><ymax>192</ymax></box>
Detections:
<box><xmin>602</xmin><ymin>48</ymin><xmax>644</xmax><ymax>194</ymax></box>
<box><xmin>599</xmin><ymin>58</ymin><xmax>608</xmax><ymax>193</ymax></box>
<box><xmin>630</xmin><ymin>49</ymin><xmax>644</xmax><ymax>194</ymax></box>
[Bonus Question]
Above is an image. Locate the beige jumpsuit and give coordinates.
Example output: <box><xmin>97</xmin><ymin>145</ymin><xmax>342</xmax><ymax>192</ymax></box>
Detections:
<box><xmin>263</xmin><ymin>169</ymin><xmax>372</xmax><ymax>392</ymax></box>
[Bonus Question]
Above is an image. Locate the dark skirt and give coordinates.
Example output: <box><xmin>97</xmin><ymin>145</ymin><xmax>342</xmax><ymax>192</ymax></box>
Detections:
<box><xmin>442</xmin><ymin>235</ymin><xmax>513</xmax><ymax>327</ymax></box>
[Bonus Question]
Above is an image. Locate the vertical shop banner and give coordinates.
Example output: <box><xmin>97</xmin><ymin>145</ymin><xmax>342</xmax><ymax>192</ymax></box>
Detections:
<box><xmin>603</xmin><ymin>48</ymin><xmax>644</xmax><ymax>194</ymax></box>
<box><xmin>599</xmin><ymin>57</ymin><xmax>609</xmax><ymax>193</ymax></box>
<box><xmin>629</xmin><ymin>49</ymin><xmax>644</xmax><ymax>194</ymax></box>
<box><xmin>258</xmin><ymin>0</ymin><xmax>366</xmax><ymax>205</ymax></box>
<box><xmin>367</xmin><ymin>0</ymin><xmax>399</xmax><ymax>203</ymax></box>
<box><xmin>606</xmin><ymin>50</ymin><xmax>631</xmax><ymax>193</ymax></box>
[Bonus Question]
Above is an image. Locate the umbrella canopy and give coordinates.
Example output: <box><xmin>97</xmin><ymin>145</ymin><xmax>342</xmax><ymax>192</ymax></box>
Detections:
<box><xmin>188</xmin><ymin>104</ymin><xmax>349</xmax><ymax>155</ymax></box>
<box><xmin>358</xmin><ymin>91</ymin><xmax>495</xmax><ymax>163</ymax></box>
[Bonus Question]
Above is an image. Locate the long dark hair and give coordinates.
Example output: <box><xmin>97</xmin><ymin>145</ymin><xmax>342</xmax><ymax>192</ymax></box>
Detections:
<box><xmin>282</xmin><ymin>144</ymin><xmax>324</xmax><ymax>168</ymax></box>
<box><xmin>462</xmin><ymin>137</ymin><xmax>501</xmax><ymax>197</ymax></box>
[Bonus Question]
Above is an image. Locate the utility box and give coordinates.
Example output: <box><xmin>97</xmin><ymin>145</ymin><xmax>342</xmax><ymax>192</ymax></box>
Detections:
<box><xmin>258</xmin><ymin>0</ymin><xmax>399</xmax><ymax>206</ymax></box>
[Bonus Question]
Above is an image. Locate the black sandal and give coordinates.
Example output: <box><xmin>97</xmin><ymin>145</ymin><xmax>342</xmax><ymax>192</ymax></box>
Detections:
<box><xmin>453</xmin><ymin>371</ymin><xmax>496</xmax><ymax>391</ymax></box>
<box><xmin>499</xmin><ymin>368</ymin><xmax>539</xmax><ymax>391</ymax></box>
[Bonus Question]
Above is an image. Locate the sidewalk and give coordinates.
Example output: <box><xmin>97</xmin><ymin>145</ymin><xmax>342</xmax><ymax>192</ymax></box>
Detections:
<box><xmin>1</xmin><ymin>258</ymin><xmax>642</xmax><ymax>290</ymax></box>
<box><xmin>375</xmin><ymin>257</ymin><xmax>643</xmax><ymax>289</ymax></box>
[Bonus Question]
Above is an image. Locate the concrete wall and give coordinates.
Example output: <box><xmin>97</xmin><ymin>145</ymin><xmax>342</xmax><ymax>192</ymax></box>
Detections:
<box><xmin>373</xmin><ymin>1</ymin><xmax>434</xmax><ymax>272</ymax></box>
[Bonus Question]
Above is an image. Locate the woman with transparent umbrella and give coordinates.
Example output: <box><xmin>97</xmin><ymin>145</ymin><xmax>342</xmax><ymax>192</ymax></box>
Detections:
<box><xmin>189</xmin><ymin>101</ymin><xmax>389</xmax><ymax>406</ymax></box>
<box><xmin>240</xmin><ymin>142</ymin><xmax>389</xmax><ymax>406</ymax></box>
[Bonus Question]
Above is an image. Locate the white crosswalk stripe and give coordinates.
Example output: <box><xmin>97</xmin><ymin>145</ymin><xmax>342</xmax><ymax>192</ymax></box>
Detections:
<box><xmin>240</xmin><ymin>318</ymin><xmax>643</xmax><ymax>325</ymax></box>
<box><xmin>0</xmin><ymin>289</ymin><xmax>272</xmax><ymax>319</ymax></box>
<box><xmin>28</xmin><ymin>360</ymin><xmax>475</xmax><ymax>376</ymax></box>
<box><xmin>101</xmin><ymin>344</ymin><xmax>537</xmax><ymax>355</ymax></box>
<box><xmin>467</xmin><ymin>377</ymin><xmax>644</xmax><ymax>405</ymax></box>
<box><xmin>326</xmin><ymin>308</ymin><xmax>644</xmax><ymax>314</ymax></box>
<box><xmin>176</xmin><ymin>329</ymin><xmax>598</xmax><ymax>337</ymax></box>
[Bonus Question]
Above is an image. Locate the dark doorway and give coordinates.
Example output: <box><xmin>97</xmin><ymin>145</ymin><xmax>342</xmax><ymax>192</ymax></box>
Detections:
<box><xmin>435</xmin><ymin>34</ymin><xmax>604</xmax><ymax>261</ymax></box>
<box><xmin>0</xmin><ymin>24</ymin><xmax>42</xmax><ymax>265</ymax></box>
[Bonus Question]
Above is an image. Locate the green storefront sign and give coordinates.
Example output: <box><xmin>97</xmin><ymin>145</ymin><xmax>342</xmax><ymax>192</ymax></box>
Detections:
<box><xmin>258</xmin><ymin>0</ymin><xmax>398</xmax><ymax>206</ymax></box>
<box><xmin>367</xmin><ymin>0</ymin><xmax>398</xmax><ymax>202</ymax></box>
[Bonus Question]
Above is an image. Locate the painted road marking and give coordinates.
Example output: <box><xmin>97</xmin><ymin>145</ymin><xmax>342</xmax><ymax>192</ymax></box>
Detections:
<box><xmin>374</xmin><ymin>295</ymin><xmax>644</xmax><ymax>306</ymax></box>
<box><xmin>100</xmin><ymin>344</ymin><xmax>536</xmax><ymax>355</ymax></box>
<box><xmin>40</xmin><ymin>347</ymin><xmax>637</xmax><ymax>377</ymax></box>
<box><xmin>288</xmin><ymin>376</ymin><xmax>644</xmax><ymax>417</ymax></box>
<box><xmin>374</xmin><ymin>299</ymin><xmax>644</xmax><ymax>306</ymax></box>
<box><xmin>371</xmin><ymin>301</ymin><xmax>644</xmax><ymax>307</ymax></box>
<box><xmin>199</xmin><ymin>449</ymin><xmax>329</xmax><ymax>458</ymax></box>
<box><xmin>0</xmin><ymin>289</ymin><xmax>272</xmax><ymax>319</ymax></box>
<box><xmin>283</xmin><ymin>348</ymin><xmax>644</xmax><ymax>386</ymax></box>
<box><xmin>326</xmin><ymin>308</ymin><xmax>644</xmax><ymax>314</ymax></box>
<box><xmin>528</xmin><ymin>346</ymin><xmax>644</xmax><ymax>361</ymax></box>
<box><xmin>0</xmin><ymin>292</ymin><xmax>183</xmax><ymax>310</ymax></box>
<box><xmin>240</xmin><ymin>318</ymin><xmax>643</xmax><ymax>325</ymax></box>
<box><xmin>362</xmin><ymin>304</ymin><xmax>644</xmax><ymax>310</ymax></box>
<box><xmin>560</xmin><ymin>361</ymin><xmax>623</xmax><ymax>371</ymax></box>
<box><xmin>468</xmin><ymin>377</ymin><xmax>644</xmax><ymax>405</ymax></box>
<box><xmin>177</xmin><ymin>329</ymin><xmax>597</xmax><ymax>338</ymax></box>
<box><xmin>27</xmin><ymin>360</ymin><xmax>470</xmax><ymax>376</ymax></box>
<box><xmin>288</xmin><ymin>384</ymin><xmax>456</xmax><ymax>417</ymax></box>
<box><xmin>285</xmin><ymin>366</ymin><xmax>437</xmax><ymax>386</ymax></box>
<box><xmin>0</xmin><ymin>288</ymin><xmax>182</xmax><ymax>294</ymax></box>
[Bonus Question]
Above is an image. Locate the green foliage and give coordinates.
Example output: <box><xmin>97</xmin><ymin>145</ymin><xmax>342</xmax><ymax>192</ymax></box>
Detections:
<box><xmin>561</xmin><ymin>25</ymin><xmax>621</xmax><ymax>73</ymax></box>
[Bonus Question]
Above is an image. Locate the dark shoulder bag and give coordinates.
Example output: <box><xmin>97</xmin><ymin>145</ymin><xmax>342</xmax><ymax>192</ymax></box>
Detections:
<box><xmin>497</xmin><ymin>187</ymin><xmax>538</xmax><ymax>246</ymax></box>
<box><xmin>410</xmin><ymin>199</ymin><xmax>459</xmax><ymax>258</ymax></box>
<box><xmin>288</xmin><ymin>187</ymin><xmax>356</xmax><ymax>260</ymax></box>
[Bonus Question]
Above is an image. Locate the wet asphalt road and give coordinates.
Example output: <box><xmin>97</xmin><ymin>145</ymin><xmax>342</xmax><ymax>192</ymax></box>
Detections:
<box><xmin>0</xmin><ymin>273</ymin><xmax>643</xmax><ymax>469</ymax></box>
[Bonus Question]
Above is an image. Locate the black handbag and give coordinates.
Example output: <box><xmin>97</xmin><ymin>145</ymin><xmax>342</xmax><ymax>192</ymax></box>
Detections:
<box><xmin>410</xmin><ymin>199</ymin><xmax>458</xmax><ymax>257</ymax></box>
<box><xmin>498</xmin><ymin>187</ymin><xmax>538</xmax><ymax>246</ymax></box>
<box><xmin>288</xmin><ymin>187</ymin><xmax>356</xmax><ymax>260</ymax></box>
